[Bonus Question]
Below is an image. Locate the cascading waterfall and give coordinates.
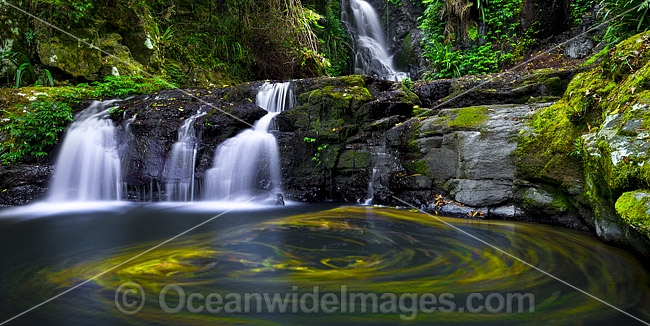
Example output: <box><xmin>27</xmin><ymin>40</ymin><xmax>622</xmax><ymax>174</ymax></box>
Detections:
<box><xmin>342</xmin><ymin>0</ymin><xmax>408</xmax><ymax>81</ymax></box>
<box><xmin>204</xmin><ymin>82</ymin><xmax>293</xmax><ymax>201</ymax></box>
<box><xmin>49</xmin><ymin>100</ymin><xmax>122</xmax><ymax>201</ymax></box>
<box><xmin>164</xmin><ymin>112</ymin><xmax>205</xmax><ymax>201</ymax></box>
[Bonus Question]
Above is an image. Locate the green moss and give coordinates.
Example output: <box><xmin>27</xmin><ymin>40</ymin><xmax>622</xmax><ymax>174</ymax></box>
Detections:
<box><xmin>615</xmin><ymin>190</ymin><xmax>650</xmax><ymax>238</ymax></box>
<box><xmin>337</xmin><ymin>150</ymin><xmax>370</xmax><ymax>170</ymax></box>
<box><xmin>583</xmin><ymin>46</ymin><xmax>610</xmax><ymax>66</ymax></box>
<box><xmin>338</xmin><ymin>75</ymin><xmax>366</xmax><ymax>88</ymax></box>
<box><xmin>544</xmin><ymin>77</ymin><xmax>564</xmax><ymax>94</ymax></box>
<box><xmin>447</xmin><ymin>106</ymin><xmax>488</xmax><ymax>128</ymax></box>
<box><xmin>602</xmin><ymin>31</ymin><xmax>650</xmax><ymax>82</ymax></box>
<box><xmin>36</xmin><ymin>29</ymin><xmax>103</xmax><ymax>80</ymax></box>
<box><xmin>299</xmin><ymin>84</ymin><xmax>372</xmax><ymax>123</ymax></box>
<box><xmin>550</xmin><ymin>193</ymin><xmax>571</xmax><ymax>211</ymax></box>
<box><xmin>618</xmin><ymin>129</ymin><xmax>639</xmax><ymax>137</ymax></box>
<box><xmin>516</xmin><ymin>99</ymin><xmax>586</xmax><ymax>187</ymax></box>
<box><xmin>405</xmin><ymin>160</ymin><xmax>430</xmax><ymax>176</ymax></box>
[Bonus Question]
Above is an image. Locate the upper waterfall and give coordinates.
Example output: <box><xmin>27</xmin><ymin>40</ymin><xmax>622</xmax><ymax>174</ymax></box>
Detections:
<box><xmin>342</xmin><ymin>0</ymin><xmax>408</xmax><ymax>81</ymax></box>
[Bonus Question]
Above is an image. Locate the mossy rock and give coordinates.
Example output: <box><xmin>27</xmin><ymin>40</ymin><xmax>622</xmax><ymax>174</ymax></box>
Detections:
<box><xmin>602</xmin><ymin>31</ymin><xmax>650</xmax><ymax>82</ymax></box>
<box><xmin>37</xmin><ymin>29</ymin><xmax>102</xmax><ymax>80</ymax></box>
<box><xmin>336</xmin><ymin>150</ymin><xmax>370</xmax><ymax>170</ymax></box>
<box><xmin>98</xmin><ymin>33</ymin><xmax>145</xmax><ymax>77</ymax></box>
<box><xmin>515</xmin><ymin>69</ymin><xmax>610</xmax><ymax>190</ymax></box>
<box><xmin>447</xmin><ymin>106</ymin><xmax>488</xmax><ymax>128</ymax></box>
<box><xmin>615</xmin><ymin>190</ymin><xmax>650</xmax><ymax>238</ymax></box>
<box><xmin>297</xmin><ymin>84</ymin><xmax>372</xmax><ymax>123</ymax></box>
<box><xmin>296</xmin><ymin>75</ymin><xmax>368</xmax><ymax>93</ymax></box>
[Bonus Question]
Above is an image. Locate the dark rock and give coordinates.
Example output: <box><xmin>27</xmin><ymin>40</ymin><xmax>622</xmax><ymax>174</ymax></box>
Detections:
<box><xmin>0</xmin><ymin>164</ymin><xmax>52</xmax><ymax>206</ymax></box>
<box><xmin>413</xmin><ymin>79</ymin><xmax>452</xmax><ymax>107</ymax></box>
<box><xmin>415</xmin><ymin>68</ymin><xmax>586</xmax><ymax>109</ymax></box>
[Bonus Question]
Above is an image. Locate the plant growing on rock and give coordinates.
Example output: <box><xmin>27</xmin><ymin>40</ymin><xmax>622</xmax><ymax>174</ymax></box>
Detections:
<box><xmin>419</xmin><ymin>0</ymin><xmax>521</xmax><ymax>79</ymax></box>
<box><xmin>0</xmin><ymin>101</ymin><xmax>73</xmax><ymax>164</ymax></box>
<box><xmin>600</xmin><ymin>0</ymin><xmax>650</xmax><ymax>43</ymax></box>
<box><xmin>1</xmin><ymin>52</ymin><xmax>53</xmax><ymax>88</ymax></box>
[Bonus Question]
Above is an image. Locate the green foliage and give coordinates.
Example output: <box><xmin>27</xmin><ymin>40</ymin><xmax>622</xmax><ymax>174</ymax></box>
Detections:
<box><xmin>422</xmin><ymin>41</ymin><xmax>498</xmax><ymax>78</ymax></box>
<box><xmin>570</xmin><ymin>0</ymin><xmax>594</xmax><ymax>26</ymax></box>
<box><xmin>568</xmin><ymin>137</ymin><xmax>584</xmax><ymax>159</ymax></box>
<box><xmin>315</xmin><ymin>0</ymin><xmax>352</xmax><ymax>76</ymax></box>
<box><xmin>1</xmin><ymin>52</ymin><xmax>53</xmax><ymax>88</ymax></box>
<box><xmin>303</xmin><ymin>136</ymin><xmax>327</xmax><ymax>166</ymax></box>
<box><xmin>31</xmin><ymin>0</ymin><xmax>94</xmax><ymax>26</ymax></box>
<box><xmin>600</xmin><ymin>0</ymin><xmax>650</xmax><ymax>44</ymax></box>
<box><xmin>0</xmin><ymin>101</ymin><xmax>73</xmax><ymax>164</ymax></box>
<box><xmin>89</xmin><ymin>76</ymin><xmax>172</xmax><ymax>98</ymax></box>
<box><xmin>419</xmin><ymin>0</ymin><xmax>522</xmax><ymax>79</ymax></box>
<box><xmin>402</xmin><ymin>77</ymin><xmax>415</xmax><ymax>90</ymax></box>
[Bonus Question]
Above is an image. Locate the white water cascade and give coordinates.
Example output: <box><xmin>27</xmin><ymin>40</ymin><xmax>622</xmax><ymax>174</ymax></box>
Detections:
<box><xmin>164</xmin><ymin>112</ymin><xmax>205</xmax><ymax>201</ymax></box>
<box><xmin>49</xmin><ymin>100</ymin><xmax>123</xmax><ymax>201</ymax></box>
<box><xmin>204</xmin><ymin>82</ymin><xmax>293</xmax><ymax>201</ymax></box>
<box><xmin>342</xmin><ymin>0</ymin><xmax>408</xmax><ymax>81</ymax></box>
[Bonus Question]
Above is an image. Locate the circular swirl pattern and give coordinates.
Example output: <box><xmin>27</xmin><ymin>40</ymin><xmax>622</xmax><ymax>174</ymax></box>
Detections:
<box><xmin>32</xmin><ymin>207</ymin><xmax>650</xmax><ymax>324</ymax></box>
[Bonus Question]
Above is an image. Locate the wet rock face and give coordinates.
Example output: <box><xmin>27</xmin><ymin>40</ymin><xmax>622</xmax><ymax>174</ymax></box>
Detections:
<box><xmin>408</xmin><ymin>103</ymin><xmax>589</xmax><ymax>229</ymax></box>
<box><xmin>0</xmin><ymin>164</ymin><xmax>52</xmax><ymax>206</ymax></box>
<box><xmin>109</xmin><ymin>88</ymin><xmax>267</xmax><ymax>200</ymax></box>
<box><xmin>36</xmin><ymin>29</ymin><xmax>103</xmax><ymax>80</ymax></box>
<box><xmin>413</xmin><ymin>68</ymin><xmax>585</xmax><ymax>109</ymax></box>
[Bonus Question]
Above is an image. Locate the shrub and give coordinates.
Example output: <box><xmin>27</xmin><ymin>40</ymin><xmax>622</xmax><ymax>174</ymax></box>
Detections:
<box><xmin>0</xmin><ymin>101</ymin><xmax>73</xmax><ymax>164</ymax></box>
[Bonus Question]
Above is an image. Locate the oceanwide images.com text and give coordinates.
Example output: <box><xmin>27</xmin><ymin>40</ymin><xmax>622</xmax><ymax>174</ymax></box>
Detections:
<box><xmin>115</xmin><ymin>282</ymin><xmax>535</xmax><ymax>321</ymax></box>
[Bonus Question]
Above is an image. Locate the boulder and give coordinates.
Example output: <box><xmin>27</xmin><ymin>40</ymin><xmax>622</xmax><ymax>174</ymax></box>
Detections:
<box><xmin>36</xmin><ymin>29</ymin><xmax>103</xmax><ymax>80</ymax></box>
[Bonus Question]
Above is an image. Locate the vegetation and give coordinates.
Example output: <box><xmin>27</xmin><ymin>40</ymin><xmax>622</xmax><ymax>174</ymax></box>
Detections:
<box><xmin>0</xmin><ymin>75</ymin><xmax>171</xmax><ymax>164</ymax></box>
<box><xmin>2</xmin><ymin>0</ymin><xmax>650</xmax><ymax>167</ymax></box>
<box><xmin>1</xmin><ymin>52</ymin><xmax>54</xmax><ymax>88</ymax></box>
<box><xmin>0</xmin><ymin>101</ymin><xmax>73</xmax><ymax>164</ymax></box>
<box><xmin>600</xmin><ymin>0</ymin><xmax>650</xmax><ymax>44</ymax></box>
<box><xmin>419</xmin><ymin>0</ymin><xmax>522</xmax><ymax>79</ymax></box>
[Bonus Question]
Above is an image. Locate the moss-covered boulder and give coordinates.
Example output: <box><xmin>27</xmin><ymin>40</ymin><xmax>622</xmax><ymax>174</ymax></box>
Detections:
<box><xmin>98</xmin><ymin>33</ymin><xmax>145</xmax><ymax>77</ymax></box>
<box><xmin>616</xmin><ymin>190</ymin><xmax>650</xmax><ymax>238</ymax></box>
<box><xmin>36</xmin><ymin>29</ymin><xmax>103</xmax><ymax>80</ymax></box>
<box><xmin>516</xmin><ymin>31</ymin><xmax>650</xmax><ymax>249</ymax></box>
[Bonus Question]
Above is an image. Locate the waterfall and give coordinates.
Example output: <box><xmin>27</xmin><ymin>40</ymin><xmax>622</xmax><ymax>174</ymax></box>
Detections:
<box><xmin>342</xmin><ymin>0</ymin><xmax>408</xmax><ymax>81</ymax></box>
<box><xmin>363</xmin><ymin>168</ymin><xmax>378</xmax><ymax>205</ymax></box>
<box><xmin>204</xmin><ymin>82</ymin><xmax>293</xmax><ymax>201</ymax></box>
<box><xmin>362</xmin><ymin>144</ymin><xmax>402</xmax><ymax>205</ymax></box>
<box><xmin>164</xmin><ymin>112</ymin><xmax>205</xmax><ymax>201</ymax></box>
<box><xmin>49</xmin><ymin>100</ymin><xmax>122</xmax><ymax>202</ymax></box>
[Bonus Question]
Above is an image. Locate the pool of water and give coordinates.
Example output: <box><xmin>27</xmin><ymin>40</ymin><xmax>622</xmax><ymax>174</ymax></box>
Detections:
<box><xmin>0</xmin><ymin>203</ymin><xmax>649</xmax><ymax>325</ymax></box>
